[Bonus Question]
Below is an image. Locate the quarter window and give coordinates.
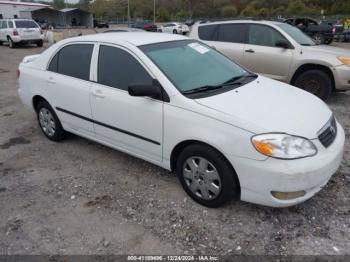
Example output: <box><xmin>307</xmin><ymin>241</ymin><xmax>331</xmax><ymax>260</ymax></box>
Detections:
<box><xmin>248</xmin><ymin>24</ymin><xmax>287</xmax><ymax>47</ymax></box>
<box><xmin>98</xmin><ymin>45</ymin><xmax>152</xmax><ymax>91</ymax></box>
<box><xmin>217</xmin><ymin>24</ymin><xmax>246</xmax><ymax>43</ymax></box>
<box><xmin>198</xmin><ymin>24</ymin><xmax>218</xmax><ymax>41</ymax></box>
<box><xmin>48</xmin><ymin>44</ymin><xmax>94</xmax><ymax>81</ymax></box>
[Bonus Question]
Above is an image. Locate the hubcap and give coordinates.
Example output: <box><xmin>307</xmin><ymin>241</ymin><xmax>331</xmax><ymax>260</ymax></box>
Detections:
<box><xmin>183</xmin><ymin>157</ymin><xmax>221</xmax><ymax>200</ymax></box>
<box><xmin>39</xmin><ymin>108</ymin><xmax>56</xmax><ymax>137</ymax></box>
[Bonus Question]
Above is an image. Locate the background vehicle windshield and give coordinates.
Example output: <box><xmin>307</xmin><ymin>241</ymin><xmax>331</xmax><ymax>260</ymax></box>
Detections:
<box><xmin>15</xmin><ymin>20</ymin><xmax>38</xmax><ymax>28</ymax></box>
<box><xmin>277</xmin><ymin>24</ymin><xmax>315</xmax><ymax>46</ymax></box>
<box><xmin>140</xmin><ymin>40</ymin><xmax>247</xmax><ymax>92</ymax></box>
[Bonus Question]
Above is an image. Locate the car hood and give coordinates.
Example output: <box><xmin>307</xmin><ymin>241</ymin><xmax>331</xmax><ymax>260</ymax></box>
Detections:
<box><xmin>194</xmin><ymin>76</ymin><xmax>332</xmax><ymax>139</ymax></box>
<box><xmin>303</xmin><ymin>44</ymin><xmax>350</xmax><ymax>57</ymax></box>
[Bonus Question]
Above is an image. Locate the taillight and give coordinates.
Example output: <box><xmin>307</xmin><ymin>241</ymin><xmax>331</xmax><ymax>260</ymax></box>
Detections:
<box><xmin>332</xmin><ymin>27</ymin><xmax>336</xmax><ymax>34</ymax></box>
<box><xmin>17</xmin><ymin>69</ymin><xmax>20</xmax><ymax>79</ymax></box>
<box><xmin>13</xmin><ymin>29</ymin><xmax>19</xmax><ymax>36</ymax></box>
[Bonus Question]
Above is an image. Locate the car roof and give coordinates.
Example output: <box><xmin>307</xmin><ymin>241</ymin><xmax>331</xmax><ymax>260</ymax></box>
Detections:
<box><xmin>65</xmin><ymin>32</ymin><xmax>189</xmax><ymax>46</ymax></box>
<box><xmin>197</xmin><ymin>20</ymin><xmax>284</xmax><ymax>26</ymax></box>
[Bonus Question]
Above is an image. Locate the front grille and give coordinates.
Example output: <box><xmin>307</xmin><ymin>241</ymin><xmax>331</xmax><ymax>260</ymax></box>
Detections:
<box><xmin>318</xmin><ymin>116</ymin><xmax>337</xmax><ymax>148</ymax></box>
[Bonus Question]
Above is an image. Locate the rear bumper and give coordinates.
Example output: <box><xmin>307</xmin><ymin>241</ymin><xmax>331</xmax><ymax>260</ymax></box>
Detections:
<box><xmin>229</xmin><ymin>122</ymin><xmax>345</xmax><ymax>207</ymax></box>
<box><xmin>12</xmin><ymin>35</ymin><xmax>44</xmax><ymax>43</ymax></box>
<box><xmin>332</xmin><ymin>65</ymin><xmax>350</xmax><ymax>91</ymax></box>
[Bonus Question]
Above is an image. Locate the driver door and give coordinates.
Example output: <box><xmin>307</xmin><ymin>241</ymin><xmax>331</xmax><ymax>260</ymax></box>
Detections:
<box><xmin>242</xmin><ymin>24</ymin><xmax>293</xmax><ymax>82</ymax></box>
<box><xmin>90</xmin><ymin>44</ymin><xmax>163</xmax><ymax>163</ymax></box>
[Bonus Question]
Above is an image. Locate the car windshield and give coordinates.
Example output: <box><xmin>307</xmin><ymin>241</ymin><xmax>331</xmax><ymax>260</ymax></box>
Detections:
<box><xmin>277</xmin><ymin>23</ymin><xmax>316</xmax><ymax>46</ymax></box>
<box><xmin>15</xmin><ymin>20</ymin><xmax>38</xmax><ymax>28</ymax></box>
<box><xmin>140</xmin><ymin>40</ymin><xmax>250</xmax><ymax>95</ymax></box>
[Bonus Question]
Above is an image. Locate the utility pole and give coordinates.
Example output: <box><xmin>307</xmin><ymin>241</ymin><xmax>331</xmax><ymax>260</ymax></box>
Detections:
<box><xmin>127</xmin><ymin>0</ymin><xmax>130</xmax><ymax>27</ymax></box>
<box><xmin>153</xmin><ymin>0</ymin><xmax>156</xmax><ymax>24</ymax></box>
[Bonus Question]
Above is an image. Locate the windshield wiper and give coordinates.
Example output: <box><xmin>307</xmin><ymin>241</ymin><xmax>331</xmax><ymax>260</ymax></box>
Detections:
<box><xmin>183</xmin><ymin>85</ymin><xmax>225</xmax><ymax>95</ymax></box>
<box><xmin>223</xmin><ymin>73</ymin><xmax>257</xmax><ymax>85</ymax></box>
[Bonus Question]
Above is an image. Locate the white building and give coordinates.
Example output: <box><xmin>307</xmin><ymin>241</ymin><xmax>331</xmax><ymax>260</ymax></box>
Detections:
<box><xmin>0</xmin><ymin>1</ymin><xmax>93</xmax><ymax>28</ymax></box>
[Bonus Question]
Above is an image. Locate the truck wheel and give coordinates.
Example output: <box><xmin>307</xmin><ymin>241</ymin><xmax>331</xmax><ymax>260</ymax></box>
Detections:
<box><xmin>312</xmin><ymin>33</ymin><xmax>324</xmax><ymax>45</ymax></box>
<box><xmin>324</xmin><ymin>38</ymin><xmax>333</xmax><ymax>45</ymax></box>
<box><xmin>176</xmin><ymin>144</ymin><xmax>239</xmax><ymax>208</ymax></box>
<box><xmin>294</xmin><ymin>70</ymin><xmax>332</xmax><ymax>100</ymax></box>
<box><xmin>36</xmin><ymin>40</ymin><xmax>43</xmax><ymax>47</ymax></box>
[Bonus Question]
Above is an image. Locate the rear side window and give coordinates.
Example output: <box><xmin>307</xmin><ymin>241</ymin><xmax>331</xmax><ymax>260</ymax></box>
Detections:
<box><xmin>15</xmin><ymin>20</ymin><xmax>38</xmax><ymax>28</ymax></box>
<box><xmin>198</xmin><ymin>24</ymin><xmax>218</xmax><ymax>41</ymax></box>
<box><xmin>8</xmin><ymin>21</ymin><xmax>13</xmax><ymax>28</ymax></box>
<box><xmin>98</xmin><ymin>45</ymin><xmax>152</xmax><ymax>91</ymax></box>
<box><xmin>248</xmin><ymin>24</ymin><xmax>287</xmax><ymax>47</ymax></box>
<box><xmin>48</xmin><ymin>44</ymin><xmax>94</xmax><ymax>81</ymax></box>
<box><xmin>217</xmin><ymin>24</ymin><xmax>246</xmax><ymax>43</ymax></box>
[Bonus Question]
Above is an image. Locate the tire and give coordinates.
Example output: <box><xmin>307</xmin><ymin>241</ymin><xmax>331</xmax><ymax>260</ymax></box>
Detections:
<box><xmin>37</xmin><ymin>40</ymin><xmax>43</xmax><ymax>47</ymax></box>
<box><xmin>294</xmin><ymin>70</ymin><xmax>332</xmax><ymax>100</ymax></box>
<box><xmin>173</xmin><ymin>29</ymin><xmax>178</xmax><ymax>34</ymax></box>
<box><xmin>176</xmin><ymin>144</ymin><xmax>239</xmax><ymax>208</ymax></box>
<box><xmin>312</xmin><ymin>33</ymin><xmax>324</xmax><ymax>45</ymax></box>
<box><xmin>8</xmin><ymin>37</ymin><xmax>15</xmax><ymax>48</ymax></box>
<box><xmin>324</xmin><ymin>38</ymin><xmax>333</xmax><ymax>45</ymax></box>
<box><xmin>36</xmin><ymin>101</ymin><xmax>66</xmax><ymax>141</ymax></box>
<box><xmin>0</xmin><ymin>41</ymin><xmax>2</xmax><ymax>46</ymax></box>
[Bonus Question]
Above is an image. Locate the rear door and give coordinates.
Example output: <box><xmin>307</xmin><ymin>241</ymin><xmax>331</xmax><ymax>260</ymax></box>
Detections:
<box><xmin>242</xmin><ymin>24</ymin><xmax>293</xmax><ymax>82</ymax></box>
<box><xmin>14</xmin><ymin>20</ymin><xmax>41</xmax><ymax>40</ymax></box>
<box><xmin>46</xmin><ymin>43</ymin><xmax>95</xmax><ymax>138</ymax></box>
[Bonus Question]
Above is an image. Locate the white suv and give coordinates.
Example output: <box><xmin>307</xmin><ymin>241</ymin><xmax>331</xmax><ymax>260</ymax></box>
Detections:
<box><xmin>189</xmin><ymin>20</ymin><xmax>350</xmax><ymax>100</ymax></box>
<box><xmin>0</xmin><ymin>19</ymin><xmax>44</xmax><ymax>48</ymax></box>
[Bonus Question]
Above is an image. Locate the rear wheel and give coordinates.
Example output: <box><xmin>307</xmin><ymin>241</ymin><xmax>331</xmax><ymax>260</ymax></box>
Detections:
<box><xmin>8</xmin><ymin>37</ymin><xmax>15</xmax><ymax>48</ymax></box>
<box><xmin>176</xmin><ymin>144</ymin><xmax>239</xmax><ymax>208</ymax></box>
<box><xmin>312</xmin><ymin>33</ymin><xmax>324</xmax><ymax>45</ymax></box>
<box><xmin>173</xmin><ymin>29</ymin><xmax>178</xmax><ymax>34</ymax></box>
<box><xmin>36</xmin><ymin>101</ymin><xmax>66</xmax><ymax>141</ymax></box>
<box><xmin>324</xmin><ymin>38</ymin><xmax>333</xmax><ymax>45</ymax></box>
<box><xmin>294</xmin><ymin>69</ymin><xmax>332</xmax><ymax>100</ymax></box>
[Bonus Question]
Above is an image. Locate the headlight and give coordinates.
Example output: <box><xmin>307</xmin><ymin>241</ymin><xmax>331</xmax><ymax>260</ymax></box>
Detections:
<box><xmin>252</xmin><ymin>134</ymin><xmax>317</xmax><ymax>160</ymax></box>
<box><xmin>338</xmin><ymin>56</ymin><xmax>350</xmax><ymax>66</ymax></box>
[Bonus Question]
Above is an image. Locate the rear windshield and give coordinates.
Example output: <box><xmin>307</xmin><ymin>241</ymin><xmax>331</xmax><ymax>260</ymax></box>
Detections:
<box><xmin>15</xmin><ymin>20</ymin><xmax>38</xmax><ymax>28</ymax></box>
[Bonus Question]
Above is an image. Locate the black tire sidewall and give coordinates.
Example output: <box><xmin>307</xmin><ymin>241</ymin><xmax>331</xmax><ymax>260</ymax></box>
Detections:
<box><xmin>294</xmin><ymin>70</ymin><xmax>332</xmax><ymax>100</ymax></box>
<box><xmin>176</xmin><ymin>144</ymin><xmax>239</xmax><ymax>208</ymax></box>
<box><xmin>173</xmin><ymin>29</ymin><xmax>177</xmax><ymax>34</ymax></box>
<box><xmin>36</xmin><ymin>101</ymin><xmax>66</xmax><ymax>141</ymax></box>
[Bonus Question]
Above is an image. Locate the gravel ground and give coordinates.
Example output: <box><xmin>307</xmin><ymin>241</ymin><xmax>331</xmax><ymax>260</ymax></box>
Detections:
<box><xmin>0</xmin><ymin>38</ymin><xmax>349</xmax><ymax>256</ymax></box>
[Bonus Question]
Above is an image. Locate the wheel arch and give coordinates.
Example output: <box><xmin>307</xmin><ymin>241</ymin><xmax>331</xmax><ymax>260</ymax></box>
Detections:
<box><xmin>32</xmin><ymin>95</ymin><xmax>49</xmax><ymax>112</ymax></box>
<box><xmin>290</xmin><ymin>63</ymin><xmax>335</xmax><ymax>91</ymax></box>
<box><xmin>170</xmin><ymin>139</ymin><xmax>241</xmax><ymax>196</ymax></box>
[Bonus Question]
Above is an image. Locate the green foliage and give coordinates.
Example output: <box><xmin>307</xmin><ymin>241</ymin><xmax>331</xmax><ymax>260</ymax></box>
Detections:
<box><xmin>53</xmin><ymin>0</ymin><xmax>65</xmax><ymax>10</ymax></box>
<box><xmin>85</xmin><ymin>0</ymin><xmax>350</xmax><ymax>22</ymax></box>
<box><xmin>220</xmin><ymin>5</ymin><xmax>238</xmax><ymax>18</ymax></box>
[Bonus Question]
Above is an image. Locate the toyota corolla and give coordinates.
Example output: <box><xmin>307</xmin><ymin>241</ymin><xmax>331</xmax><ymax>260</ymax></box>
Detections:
<box><xmin>18</xmin><ymin>33</ymin><xmax>345</xmax><ymax>208</ymax></box>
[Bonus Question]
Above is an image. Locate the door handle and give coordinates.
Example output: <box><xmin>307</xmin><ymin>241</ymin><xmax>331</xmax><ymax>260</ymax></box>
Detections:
<box><xmin>92</xmin><ymin>89</ymin><xmax>105</xmax><ymax>98</ymax></box>
<box><xmin>245</xmin><ymin>49</ymin><xmax>255</xmax><ymax>53</ymax></box>
<box><xmin>46</xmin><ymin>77</ymin><xmax>56</xmax><ymax>84</ymax></box>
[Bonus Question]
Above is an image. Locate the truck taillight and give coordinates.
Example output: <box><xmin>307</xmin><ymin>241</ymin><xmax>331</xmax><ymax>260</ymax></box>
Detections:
<box><xmin>332</xmin><ymin>27</ymin><xmax>336</xmax><ymax>34</ymax></box>
<box><xmin>13</xmin><ymin>29</ymin><xmax>19</xmax><ymax>36</ymax></box>
<box><xmin>17</xmin><ymin>69</ymin><xmax>20</xmax><ymax>79</ymax></box>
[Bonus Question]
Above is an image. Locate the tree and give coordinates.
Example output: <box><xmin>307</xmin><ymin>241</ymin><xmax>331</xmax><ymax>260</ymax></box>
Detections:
<box><xmin>53</xmin><ymin>0</ymin><xmax>65</xmax><ymax>10</ymax></box>
<box><xmin>220</xmin><ymin>5</ymin><xmax>238</xmax><ymax>17</ymax></box>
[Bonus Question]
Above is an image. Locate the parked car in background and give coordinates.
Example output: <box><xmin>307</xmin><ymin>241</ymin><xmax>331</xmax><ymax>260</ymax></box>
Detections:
<box><xmin>190</xmin><ymin>20</ymin><xmax>350</xmax><ymax>100</ymax></box>
<box><xmin>284</xmin><ymin>17</ymin><xmax>335</xmax><ymax>44</ymax></box>
<box><xmin>341</xmin><ymin>29</ymin><xmax>350</xmax><ymax>42</ymax></box>
<box><xmin>184</xmin><ymin>19</ymin><xmax>195</xmax><ymax>27</ymax></box>
<box><xmin>131</xmin><ymin>21</ymin><xmax>157</xmax><ymax>32</ymax></box>
<box><xmin>160</xmin><ymin>22</ymin><xmax>189</xmax><ymax>35</ymax></box>
<box><xmin>18</xmin><ymin>33</ymin><xmax>344</xmax><ymax>208</ymax></box>
<box><xmin>93</xmin><ymin>20</ymin><xmax>109</xmax><ymax>28</ymax></box>
<box><xmin>0</xmin><ymin>19</ymin><xmax>43</xmax><ymax>48</ymax></box>
<box><xmin>320</xmin><ymin>20</ymin><xmax>344</xmax><ymax>42</ymax></box>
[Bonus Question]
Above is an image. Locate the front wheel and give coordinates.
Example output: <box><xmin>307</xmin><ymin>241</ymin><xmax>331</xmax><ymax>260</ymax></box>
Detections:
<box><xmin>312</xmin><ymin>33</ymin><xmax>324</xmax><ymax>45</ymax></box>
<box><xmin>36</xmin><ymin>101</ymin><xmax>66</xmax><ymax>141</ymax></box>
<box><xmin>294</xmin><ymin>70</ymin><xmax>332</xmax><ymax>100</ymax></box>
<box><xmin>37</xmin><ymin>40</ymin><xmax>43</xmax><ymax>47</ymax></box>
<box><xmin>173</xmin><ymin>29</ymin><xmax>178</xmax><ymax>34</ymax></box>
<box><xmin>176</xmin><ymin>144</ymin><xmax>239</xmax><ymax>208</ymax></box>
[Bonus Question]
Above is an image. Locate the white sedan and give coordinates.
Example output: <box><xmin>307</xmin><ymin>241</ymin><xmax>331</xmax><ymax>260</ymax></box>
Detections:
<box><xmin>18</xmin><ymin>32</ymin><xmax>345</xmax><ymax>208</ymax></box>
<box><xmin>160</xmin><ymin>22</ymin><xmax>190</xmax><ymax>35</ymax></box>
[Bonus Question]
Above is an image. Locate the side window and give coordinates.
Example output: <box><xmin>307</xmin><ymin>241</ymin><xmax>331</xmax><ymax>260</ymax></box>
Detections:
<box><xmin>3</xmin><ymin>21</ymin><xmax>8</xmax><ymax>29</ymax></box>
<box><xmin>248</xmin><ymin>24</ymin><xmax>287</xmax><ymax>47</ymax></box>
<box><xmin>217</xmin><ymin>24</ymin><xmax>246</xmax><ymax>43</ymax></box>
<box><xmin>198</xmin><ymin>24</ymin><xmax>218</xmax><ymax>41</ymax></box>
<box><xmin>98</xmin><ymin>45</ymin><xmax>152</xmax><ymax>91</ymax></box>
<box><xmin>285</xmin><ymin>19</ymin><xmax>294</xmax><ymax>25</ymax></box>
<box><xmin>48</xmin><ymin>44</ymin><xmax>93</xmax><ymax>80</ymax></box>
<box><xmin>8</xmin><ymin>21</ymin><xmax>13</xmax><ymax>28</ymax></box>
<box><xmin>308</xmin><ymin>19</ymin><xmax>318</xmax><ymax>26</ymax></box>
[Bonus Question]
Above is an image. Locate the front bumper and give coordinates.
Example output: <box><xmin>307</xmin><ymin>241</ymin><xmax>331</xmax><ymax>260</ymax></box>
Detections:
<box><xmin>229</xmin><ymin>122</ymin><xmax>345</xmax><ymax>207</ymax></box>
<box><xmin>332</xmin><ymin>65</ymin><xmax>350</xmax><ymax>91</ymax></box>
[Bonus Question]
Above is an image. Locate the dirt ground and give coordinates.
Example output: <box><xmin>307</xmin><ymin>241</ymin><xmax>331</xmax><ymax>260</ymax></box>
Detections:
<box><xmin>0</xmin><ymin>35</ymin><xmax>350</xmax><ymax>256</ymax></box>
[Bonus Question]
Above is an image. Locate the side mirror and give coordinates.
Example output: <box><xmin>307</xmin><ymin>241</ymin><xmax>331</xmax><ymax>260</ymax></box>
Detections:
<box><xmin>128</xmin><ymin>82</ymin><xmax>161</xmax><ymax>99</ymax></box>
<box><xmin>275</xmin><ymin>39</ymin><xmax>290</xmax><ymax>49</ymax></box>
